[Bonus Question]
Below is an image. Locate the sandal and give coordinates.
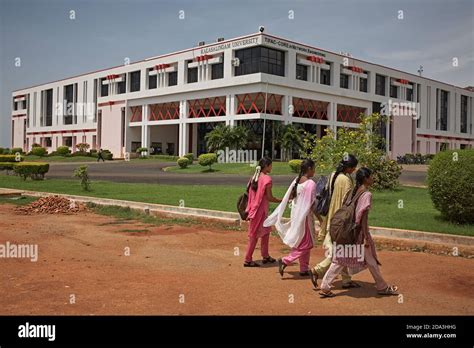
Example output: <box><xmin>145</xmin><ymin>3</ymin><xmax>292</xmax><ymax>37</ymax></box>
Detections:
<box><xmin>342</xmin><ymin>281</ymin><xmax>361</xmax><ymax>289</ymax></box>
<box><xmin>243</xmin><ymin>261</ymin><xmax>260</xmax><ymax>267</ymax></box>
<box><xmin>278</xmin><ymin>258</ymin><xmax>287</xmax><ymax>277</ymax></box>
<box><xmin>309</xmin><ymin>269</ymin><xmax>319</xmax><ymax>289</ymax></box>
<box><xmin>378</xmin><ymin>285</ymin><xmax>398</xmax><ymax>295</ymax></box>
<box><xmin>319</xmin><ymin>290</ymin><xmax>336</xmax><ymax>298</ymax></box>
<box><xmin>262</xmin><ymin>256</ymin><xmax>276</xmax><ymax>264</ymax></box>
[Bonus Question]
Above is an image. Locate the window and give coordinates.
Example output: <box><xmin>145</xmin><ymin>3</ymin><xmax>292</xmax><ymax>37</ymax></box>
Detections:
<box><xmin>148</xmin><ymin>71</ymin><xmax>157</xmax><ymax>89</ymax></box>
<box><xmin>13</xmin><ymin>100</ymin><xmax>18</xmax><ymax>111</ymax></box>
<box><xmin>100</xmin><ymin>78</ymin><xmax>109</xmax><ymax>97</ymax></box>
<box><xmin>21</xmin><ymin>100</ymin><xmax>27</xmax><ymax>109</ymax></box>
<box><xmin>64</xmin><ymin>84</ymin><xmax>74</xmax><ymax>125</ymax></box>
<box><xmin>390</xmin><ymin>85</ymin><xmax>398</xmax><ymax>98</ymax></box>
<box><xmin>188</xmin><ymin>65</ymin><xmax>198</xmax><ymax>83</ymax></box>
<box><xmin>234</xmin><ymin>46</ymin><xmax>285</xmax><ymax>77</ymax></box>
<box><xmin>117</xmin><ymin>76</ymin><xmax>126</xmax><ymax>94</ymax></box>
<box><xmin>406</xmin><ymin>86</ymin><xmax>414</xmax><ymax>101</ymax></box>
<box><xmin>340</xmin><ymin>73</ymin><xmax>349</xmax><ymax>89</ymax></box>
<box><xmin>63</xmin><ymin>136</ymin><xmax>73</xmax><ymax>147</ymax></box>
<box><xmin>296</xmin><ymin>64</ymin><xmax>307</xmax><ymax>81</ymax></box>
<box><xmin>43</xmin><ymin>88</ymin><xmax>53</xmax><ymax>127</ymax></box>
<box><xmin>461</xmin><ymin>95</ymin><xmax>468</xmax><ymax>133</ymax></box>
<box><xmin>437</xmin><ymin>89</ymin><xmax>448</xmax><ymax>131</ymax></box>
<box><xmin>375</xmin><ymin>74</ymin><xmax>386</xmax><ymax>96</ymax></box>
<box><xmin>44</xmin><ymin>137</ymin><xmax>52</xmax><ymax>147</ymax></box>
<box><xmin>211</xmin><ymin>63</ymin><xmax>224</xmax><ymax>80</ymax></box>
<box><xmin>168</xmin><ymin>71</ymin><xmax>178</xmax><ymax>86</ymax></box>
<box><xmin>360</xmin><ymin>77</ymin><xmax>368</xmax><ymax>92</ymax></box>
<box><xmin>320</xmin><ymin>67</ymin><xmax>331</xmax><ymax>85</ymax></box>
<box><xmin>130</xmin><ymin>71</ymin><xmax>140</xmax><ymax>92</ymax></box>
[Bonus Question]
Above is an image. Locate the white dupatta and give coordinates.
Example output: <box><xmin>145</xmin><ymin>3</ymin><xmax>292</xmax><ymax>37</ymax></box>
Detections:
<box><xmin>264</xmin><ymin>178</ymin><xmax>316</xmax><ymax>248</ymax></box>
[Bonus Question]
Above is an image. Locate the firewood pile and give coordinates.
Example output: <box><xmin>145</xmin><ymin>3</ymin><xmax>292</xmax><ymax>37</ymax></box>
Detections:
<box><xmin>16</xmin><ymin>196</ymin><xmax>87</xmax><ymax>215</ymax></box>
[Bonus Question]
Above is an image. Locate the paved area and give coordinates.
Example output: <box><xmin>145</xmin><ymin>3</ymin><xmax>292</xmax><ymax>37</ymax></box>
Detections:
<box><xmin>0</xmin><ymin>203</ymin><xmax>472</xmax><ymax>315</ymax></box>
<box><xmin>45</xmin><ymin>161</ymin><xmax>427</xmax><ymax>186</ymax></box>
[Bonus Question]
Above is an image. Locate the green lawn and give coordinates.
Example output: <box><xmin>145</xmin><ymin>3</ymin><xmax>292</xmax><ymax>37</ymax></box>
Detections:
<box><xmin>0</xmin><ymin>174</ymin><xmax>472</xmax><ymax>236</ymax></box>
<box><xmin>165</xmin><ymin>161</ymin><xmax>300</xmax><ymax>175</ymax></box>
<box><xmin>24</xmin><ymin>155</ymin><xmax>98</xmax><ymax>162</ymax></box>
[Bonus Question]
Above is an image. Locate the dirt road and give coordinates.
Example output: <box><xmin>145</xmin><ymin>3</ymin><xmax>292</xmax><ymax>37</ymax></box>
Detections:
<box><xmin>0</xmin><ymin>204</ymin><xmax>472</xmax><ymax>315</ymax></box>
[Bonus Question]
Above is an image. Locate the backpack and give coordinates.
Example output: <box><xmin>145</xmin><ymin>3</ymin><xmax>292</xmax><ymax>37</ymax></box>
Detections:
<box><xmin>329</xmin><ymin>189</ymin><xmax>366</xmax><ymax>245</ymax></box>
<box><xmin>314</xmin><ymin>173</ymin><xmax>336</xmax><ymax>216</ymax></box>
<box><xmin>237</xmin><ymin>181</ymin><xmax>251</xmax><ymax>220</ymax></box>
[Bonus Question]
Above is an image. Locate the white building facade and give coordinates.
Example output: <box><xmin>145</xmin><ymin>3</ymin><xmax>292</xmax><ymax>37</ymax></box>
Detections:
<box><xmin>11</xmin><ymin>32</ymin><xmax>474</xmax><ymax>159</ymax></box>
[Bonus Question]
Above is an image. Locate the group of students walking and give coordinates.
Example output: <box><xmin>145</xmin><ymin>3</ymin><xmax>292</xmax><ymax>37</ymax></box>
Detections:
<box><xmin>243</xmin><ymin>155</ymin><xmax>398</xmax><ymax>298</ymax></box>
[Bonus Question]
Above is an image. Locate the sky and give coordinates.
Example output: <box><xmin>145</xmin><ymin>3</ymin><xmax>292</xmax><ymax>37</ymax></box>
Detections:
<box><xmin>0</xmin><ymin>0</ymin><xmax>473</xmax><ymax>147</ymax></box>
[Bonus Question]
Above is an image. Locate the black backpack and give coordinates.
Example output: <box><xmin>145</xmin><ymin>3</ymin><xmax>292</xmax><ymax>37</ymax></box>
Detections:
<box><xmin>314</xmin><ymin>173</ymin><xmax>337</xmax><ymax>216</ymax></box>
<box><xmin>237</xmin><ymin>181</ymin><xmax>251</xmax><ymax>220</ymax></box>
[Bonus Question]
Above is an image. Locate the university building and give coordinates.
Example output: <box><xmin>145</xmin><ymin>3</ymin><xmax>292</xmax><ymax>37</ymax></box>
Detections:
<box><xmin>11</xmin><ymin>31</ymin><xmax>474</xmax><ymax>159</ymax></box>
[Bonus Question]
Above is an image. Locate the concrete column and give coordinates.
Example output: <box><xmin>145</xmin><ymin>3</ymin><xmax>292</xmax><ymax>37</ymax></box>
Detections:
<box><xmin>283</xmin><ymin>95</ymin><xmax>292</xmax><ymax>125</ymax></box>
<box><xmin>178</xmin><ymin>60</ymin><xmax>186</xmax><ymax>85</ymax></box>
<box><xmin>179</xmin><ymin>122</ymin><xmax>188</xmax><ymax>156</ymax></box>
<box><xmin>224</xmin><ymin>49</ymin><xmax>233</xmax><ymax>79</ymax></box>
<box><xmin>141</xmin><ymin>105</ymin><xmax>149</xmax><ymax>149</ymax></box>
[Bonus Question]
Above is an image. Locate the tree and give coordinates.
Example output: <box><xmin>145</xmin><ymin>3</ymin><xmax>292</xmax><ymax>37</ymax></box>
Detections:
<box><xmin>205</xmin><ymin>125</ymin><xmax>249</xmax><ymax>152</ymax></box>
<box><xmin>300</xmin><ymin>113</ymin><xmax>401</xmax><ymax>190</ymax></box>
<box><xmin>275</xmin><ymin>123</ymin><xmax>304</xmax><ymax>161</ymax></box>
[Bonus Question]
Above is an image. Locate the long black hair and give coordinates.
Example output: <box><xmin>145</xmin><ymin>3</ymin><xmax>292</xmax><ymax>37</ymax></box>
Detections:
<box><xmin>330</xmin><ymin>154</ymin><xmax>358</xmax><ymax>193</ymax></box>
<box><xmin>351</xmin><ymin>167</ymin><xmax>372</xmax><ymax>198</ymax></box>
<box><xmin>251</xmin><ymin>157</ymin><xmax>273</xmax><ymax>191</ymax></box>
<box><xmin>290</xmin><ymin>159</ymin><xmax>315</xmax><ymax>199</ymax></box>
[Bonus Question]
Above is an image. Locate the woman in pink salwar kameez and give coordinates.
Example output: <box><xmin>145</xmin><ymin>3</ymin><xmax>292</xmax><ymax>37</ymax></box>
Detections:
<box><xmin>264</xmin><ymin>159</ymin><xmax>317</xmax><ymax>277</ymax></box>
<box><xmin>244</xmin><ymin>157</ymin><xmax>281</xmax><ymax>267</ymax></box>
<box><xmin>319</xmin><ymin>167</ymin><xmax>398</xmax><ymax>297</ymax></box>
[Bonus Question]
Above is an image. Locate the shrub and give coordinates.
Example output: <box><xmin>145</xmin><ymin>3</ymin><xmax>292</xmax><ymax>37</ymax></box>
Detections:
<box><xmin>184</xmin><ymin>153</ymin><xmax>194</xmax><ymax>163</ymax></box>
<box><xmin>73</xmin><ymin>165</ymin><xmax>91</xmax><ymax>191</ymax></box>
<box><xmin>56</xmin><ymin>146</ymin><xmax>71</xmax><ymax>156</ymax></box>
<box><xmin>30</xmin><ymin>146</ymin><xmax>47</xmax><ymax>157</ymax></box>
<box><xmin>11</xmin><ymin>147</ymin><xmax>24</xmax><ymax>155</ymax></box>
<box><xmin>198</xmin><ymin>153</ymin><xmax>217</xmax><ymax>171</ymax></box>
<box><xmin>289</xmin><ymin>159</ymin><xmax>303</xmax><ymax>173</ymax></box>
<box><xmin>177</xmin><ymin>157</ymin><xmax>190</xmax><ymax>168</ymax></box>
<box><xmin>0</xmin><ymin>155</ymin><xmax>23</xmax><ymax>163</ymax></box>
<box><xmin>76</xmin><ymin>143</ymin><xmax>90</xmax><ymax>153</ymax></box>
<box><xmin>427</xmin><ymin>149</ymin><xmax>474</xmax><ymax>224</ymax></box>
<box><xmin>13</xmin><ymin>162</ymin><xmax>50</xmax><ymax>180</ymax></box>
<box><xmin>0</xmin><ymin>162</ymin><xmax>16</xmax><ymax>171</ymax></box>
<box><xmin>31</xmin><ymin>143</ymin><xmax>42</xmax><ymax>148</ymax></box>
<box><xmin>101</xmin><ymin>149</ymin><xmax>113</xmax><ymax>160</ymax></box>
<box><xmin>1</xmin><ymin>148</ymin><xmax>10</xmax><ymax>155</ymax></box>
<box><xmin>0</xmin><ymin>148</ymin><xmax>4</xmax><ymax>154</ymax></box>
<box><xmin>367</xmin><ymin>156</ymin><xmax>401</xmax><ymax>190</ymax></box>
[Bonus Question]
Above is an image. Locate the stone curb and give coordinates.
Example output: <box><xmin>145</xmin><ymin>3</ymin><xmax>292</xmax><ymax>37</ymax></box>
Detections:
<box><xmin>1</xmin><ymin>188</ymin><xmax>472</xmax><ymax>247</ymax></box>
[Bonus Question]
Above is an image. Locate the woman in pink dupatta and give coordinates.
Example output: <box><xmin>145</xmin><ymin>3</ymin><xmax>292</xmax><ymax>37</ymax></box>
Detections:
<box><xmin>319</xmin><ymin>167</ymin><xmax>398</xmax><ymax>297</ymax></box>
<box><xmin>244</xmin><ymin>157</ymin><xmax>281</xmax><ymax>267</ymax></box>
<box><xmin>264</xmin><ymin>159</ymin><xmax>317</xmax><ymax>277</ymax></box>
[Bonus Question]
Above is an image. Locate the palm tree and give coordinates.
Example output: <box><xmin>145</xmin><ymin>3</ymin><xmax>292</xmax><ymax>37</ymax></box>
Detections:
<box><xmin>205</xmin><ymin>124</ymin><xmax>229</xmax><ymax>152</ymax></box>
<box><xmin>277</xmin><ymin>124</ymin><xmax>304</xmax><ymax>161</ymax></box>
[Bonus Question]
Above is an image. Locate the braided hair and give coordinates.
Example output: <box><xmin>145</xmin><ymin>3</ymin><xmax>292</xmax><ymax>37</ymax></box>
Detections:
<box><xmin>251</xmin><ymin>157</ymin><xmax>273</xmax><ymax>191</ymax></box>
<box><xmin>330</xmin><ymin>154</ymin><xmax>358</xmax><ymax>193</ymax></box>
<box><xmin>290</xmin><ymin>159</ymin><xmax>315</xmax><ymax>200</ymax></box>
<box><xmin>351</xmin><ymin>167</ymin><xmax>372</xmax><ymax>198</ymax></box>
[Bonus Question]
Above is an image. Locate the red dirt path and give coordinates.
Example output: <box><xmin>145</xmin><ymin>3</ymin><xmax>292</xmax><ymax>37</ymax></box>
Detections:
<box><xmin>0</xmin><ymin>204</ymin><xmax>472</xmax><ymax>315</ymax></box>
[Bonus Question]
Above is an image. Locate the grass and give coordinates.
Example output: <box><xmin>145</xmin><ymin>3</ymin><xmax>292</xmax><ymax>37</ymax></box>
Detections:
<box><xmin>165</xmin><ymin>161</ymin><xmax>301</xmax><ymax>176</ymax></box>
<box><xmin>0</xmin><ymin>195</ymin><xmax>38</xmax><ymax>206</ymax></box>
<box><xmin>0</xmin><ymin>174</ymin><xmax>472</xmax><ymax>236</ymax></box>
<box><xmin>24</xmin><ymin>155</ymin><xmax>98</xmax><ymax>163</ymax></box>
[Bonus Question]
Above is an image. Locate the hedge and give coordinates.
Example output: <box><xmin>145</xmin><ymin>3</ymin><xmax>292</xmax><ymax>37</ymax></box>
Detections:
<box><xmin>427</xmin><ymin>149</ymin><xmax>474</xmax><ymax>224</ymax></box>
<box><xmin>198</xmin><ymin>153</ymin><xmax>217</xmax><ymax>170</ymax></box>
<box><xmin>11</xmin><ymin>147</ymin><xmax>24</xmax><ymax>155</ymax></box>
<box><xmin>56</xmin><ymin>146</ymin><xmax>71</xmax><ymax>156</ymax></box>
<box><xmin>0</xmin><ymin>162</ymin><xmax>16</xmax><ymax>171</ymax></box>
<box><xmin>177</xmin><ymin>157</ymin><xmax>190</xmax><ymax>168</ymax></box>
<box><xmin>13</xmin><ymin>162</ymin><xmax>50</xmax><ymax>180</ymax></box>
<box><xmin>289</xmin><ymin>159</ymin><xmax>303</xmax><ymax>173</ymax></box>
<box><xmin>0</xmin><ymin>155</ymin><xmax>23</xmax><ymax>163</ymax></box>
<box><xmin>30</xmin><ymin>147</ymin><xmax>48</xmax><ymax>157</ymax></box>
<box><xmin>183</xmin><ymin>153</ymin><xmax>194</xmax><ymax>162</ymax></box>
